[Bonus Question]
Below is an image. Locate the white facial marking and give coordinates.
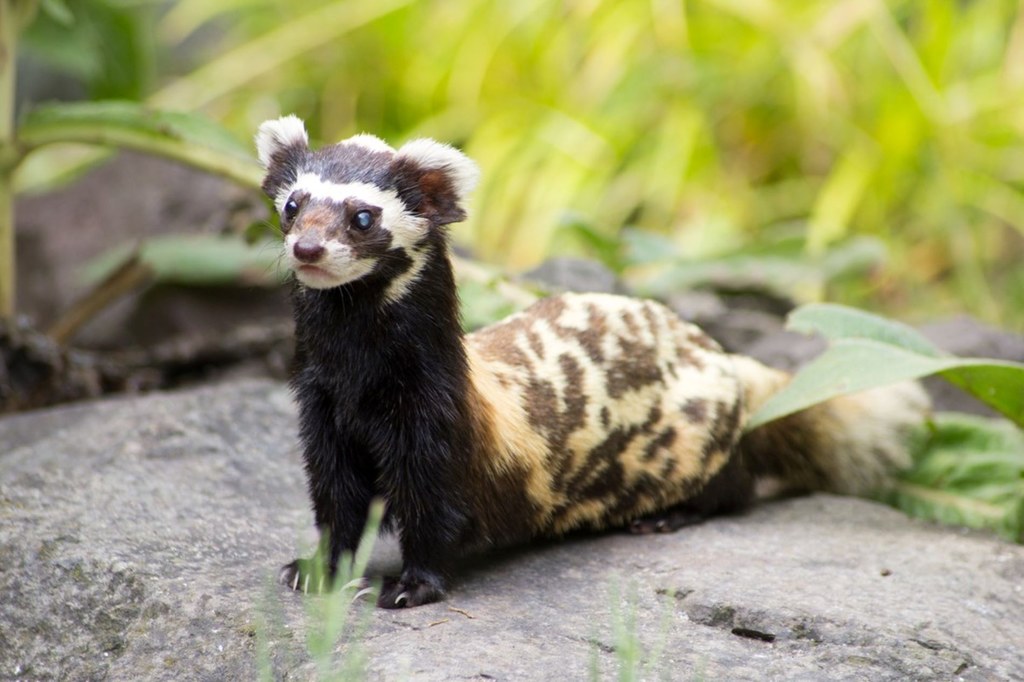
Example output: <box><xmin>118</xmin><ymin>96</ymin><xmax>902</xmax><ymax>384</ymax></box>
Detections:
<box><xmin>279</xmin><ymin>174</ymin><xmax>430</xmax><ymax>290</ymax></box>
<box><xmin>278</xmin><ymin>173</ymin><xmax>427</xmax><ymax>248</ymax></box>
<box><xmin>255</xmin><ymin>115</ymin><xmax>308</xmax><ymax>168</ymax></box>
<box><xmin>382</xmin><ymin>247</ymin><xmax>429</xmax><ymax>305</ymax></box>
<box><xmin>283</xmin><ymin>232</ymin><xmax>377</xmax><ymax>289</ymax></box>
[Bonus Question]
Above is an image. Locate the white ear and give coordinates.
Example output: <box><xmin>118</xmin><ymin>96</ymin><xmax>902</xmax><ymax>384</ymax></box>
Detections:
<box><xmin>395</xmin><ymin>138</ymin><xmax>480</xmax><ymax>203</ymax></box>
<box><xmin>255</xmin><ymin>115</ymin><xmax>309</xmax><ymax>168</ymax></box>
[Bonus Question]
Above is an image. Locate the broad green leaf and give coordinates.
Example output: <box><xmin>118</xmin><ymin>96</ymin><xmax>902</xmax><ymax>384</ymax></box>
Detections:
<box><xmin>786</xmin><ymin>303</ymin><xmax>945</xmax><ymax>357</ymax></box>
<box><xmin>83</xmin><ymin>235</ymin><xmax>284</xmax><ymax>287</ymax></box>
<box><xmin>745</xmin><ymin>338</ymin><xmax>1024</xmax><ymax>430</ymax></box>
<box><xmin>886</xmin><ymin>413</ymin><xmax>1024</xmax><ymax>543</ymax></box>
<box><xmin>16</xmin><ymin>101</ymin><xmax>262</xmax><ymax>188</ymax></box>
<box><xmin>746</xmin><ymin>304</ymin><xmax>1024</xmax><ymax>429</ymax></box>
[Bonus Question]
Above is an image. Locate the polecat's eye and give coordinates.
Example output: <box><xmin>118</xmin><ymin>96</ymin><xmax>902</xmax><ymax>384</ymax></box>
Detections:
<box><xmin>283</xmin><ymin>198</ymin><xmax>300</xmax><ymax>221</ymax></box>
<box><xmin>351</xmin><ymin>209</ymin><xmax>374</xmax><ymax>231</ymax></box>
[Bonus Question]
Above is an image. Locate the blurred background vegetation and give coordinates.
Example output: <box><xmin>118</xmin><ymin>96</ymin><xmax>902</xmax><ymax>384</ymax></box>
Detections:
<box><xmin>16</xmin><ymin>0</ymin><xmax>1024</xmax><ymax>329</ymax></box>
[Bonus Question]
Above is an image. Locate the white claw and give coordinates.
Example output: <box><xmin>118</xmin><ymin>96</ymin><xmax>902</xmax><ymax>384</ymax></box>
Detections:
<box><xmin>302</xmin><ymin>574</ymin><xmax>310</xmax><ymax>593</ymax></box>
<box><xmin>394</xmin><ymin>591</ymin><xmax>409</xmax><ymax>606</ymax></box>
<box><xmin>353</xmin><ymin>587</ymin><xmax>376</xmax><ymax>603</ymax></box>
<box><xmin>343</xmin><ymin>577</ymin><xmax>371</xmax><ymax>591</ymax></box>
<box><xmin>290</xmin><ymin>571</ymin><xmax>300</xmax><ymax>591</ymax></box>
<box><xmin>318</xmin><ymin>575</ymin><xmax>325</xmax><ymax>593</ymax></box>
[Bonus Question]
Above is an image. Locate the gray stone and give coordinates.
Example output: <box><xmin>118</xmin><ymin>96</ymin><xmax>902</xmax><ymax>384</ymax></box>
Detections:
<box><xmin>665</xmin><ymin>291</ymin><xmax>794</xmax><ymax>357</ymax></box>
<box><xmin>521</xmin><ymin>257</ymin><xmax>627</xmax><ymax>295</ymax></box>
<box><xmin>921</xmin><ymin>315</ymin><xmax>1024</xmax><ymax>361</ymax></box>
<box><xmin>14</xmin><ymin>152</ymin><xmax>280</xmax><ymax>348</ymax></box>
<box><xmin>2</xmin><ymin>380</ymin><xmax>1022</xmax><ymax>680</ymax></box>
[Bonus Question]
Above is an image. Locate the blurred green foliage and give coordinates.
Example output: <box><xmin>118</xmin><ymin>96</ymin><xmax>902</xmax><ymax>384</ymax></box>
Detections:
<box><xmin>893</xmin><ymin>413</ymin><xmax>1024</xmax><ymax>543</ymax></box>
<box><xmin>24</xmin><ymin>0</ymin><xmax>156</xmax><ymax>100</ymax></box>
<box><xmin>18</xmin><ymin>0</ymin><xmax>1024</xmax><ymax>328</ymax></box>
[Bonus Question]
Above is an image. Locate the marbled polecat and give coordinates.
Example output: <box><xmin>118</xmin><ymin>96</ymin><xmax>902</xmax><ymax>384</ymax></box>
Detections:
<box><xmin>256</xmin><ymin>116</ymin><xmax>929</xmax><ymax>608</ymax></box>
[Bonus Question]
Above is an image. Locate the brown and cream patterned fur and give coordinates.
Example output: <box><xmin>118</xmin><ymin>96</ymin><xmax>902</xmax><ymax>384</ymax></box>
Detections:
<box><xmin>462</xmin><ymin>293</ymin><xmax>926</xmax><ymax>541</ymax></box>
<box><xmin>256</xmin><ymin>116</ymin><xmax>930</xmax><ymax>607</ymax></box>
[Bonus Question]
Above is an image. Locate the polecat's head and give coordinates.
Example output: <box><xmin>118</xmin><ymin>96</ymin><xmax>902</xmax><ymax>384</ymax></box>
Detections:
<box><xmin>255</xmin><ymin>115</ymin><xmax>479</xmax><ymax>296</ymax></box>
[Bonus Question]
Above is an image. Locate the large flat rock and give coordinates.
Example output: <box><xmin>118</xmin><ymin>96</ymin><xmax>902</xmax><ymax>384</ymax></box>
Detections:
<box><xmin>1</xmin><ymin>380</ymin><xmax>1021</xmax><ymax>680</ymax></box>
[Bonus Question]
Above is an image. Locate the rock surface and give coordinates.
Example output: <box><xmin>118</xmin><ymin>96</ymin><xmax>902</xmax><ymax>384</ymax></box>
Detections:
<box><xmin>13</xmin><ymin>151</ymin><xmax>287</xmax><ymax>362</ymax></box>
<box><xmin>1</xmin><ymin>380</ymin><xmax>1022</xmax><ymax>681</ymax></box>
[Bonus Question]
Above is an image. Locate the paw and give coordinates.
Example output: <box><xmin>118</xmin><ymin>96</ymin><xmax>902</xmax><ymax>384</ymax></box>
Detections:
<box><xmin>376</xmin><ymin>575</ymin><xmax>445</xmax><ymax>609</ymax></box>
<box><xmin>278</xmin><ymin>558</ymin><xmax>333</xmax><ymax>594</ymax></box>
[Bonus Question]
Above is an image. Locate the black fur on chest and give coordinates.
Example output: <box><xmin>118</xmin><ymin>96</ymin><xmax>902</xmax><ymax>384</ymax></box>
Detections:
<box><xmin>288</xmin><ymin>240</ymin><xmax>476</xmax><ymax>536</ymax></box>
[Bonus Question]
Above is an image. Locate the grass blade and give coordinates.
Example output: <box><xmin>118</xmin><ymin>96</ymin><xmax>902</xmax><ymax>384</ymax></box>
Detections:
<box><xmin>148</xmin><ymin>0</ymin><xmax>415</xmax><ymax>111</ymax></box>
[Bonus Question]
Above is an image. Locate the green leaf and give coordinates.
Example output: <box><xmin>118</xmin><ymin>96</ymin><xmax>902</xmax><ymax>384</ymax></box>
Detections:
<box><xmin>786</xmin><ymin>302</ymin><xmax>945</xmax><ymax>357</ymax></box>
<box><xmin>459</xmin><ymin>278</ymin><xmax>522</xmax><ymax>332</ymax></box>
<box><xmin>621</xmin><ymin>228</ymin><xmax>680</xmax><ymax>267</ymax></box>
<box><xmin>745</xmin><ymin>305</ymin><xmax>1024</xmax><ymax>430</ymax></box>
<box><xmin>887</xmin><ymin>413</ymin><xmax>1024</xmax><ymax>542</ymax></box>
<box><xmin>23</xmin><ymin>0</ymin><xmax>155</xmax><ymax>99</ymax></box>
<box><xmin>16</xmin><ymin>101</ymin><xmax>262</xmax><ymax>188</ymax></box>
<box><xmin>39</xmin><ymin>0</ymin><xmax>74</xmax><ymax>26</ymax></box>
<box><xmin>819</xmin><ymin>236</ymin><xmax>888</xmax><ymax>280</ymax></box>
<box><xmin>553</xmin><ymin>216</ymin><xmax>624</xmax><ymax>271</ymax></box>
<box><xmin>83</xmin><ymin>235</ymin><xmax>285</xmax><ymax>287</ymax></box>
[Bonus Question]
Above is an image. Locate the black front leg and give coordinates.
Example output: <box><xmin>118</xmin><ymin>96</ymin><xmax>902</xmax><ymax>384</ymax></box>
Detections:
<box><xmin>375</xmin><ymin>425</ymin><xmax>470</xmax><ymax>609</ymax></box>
<box><xmin>281</xmin><ymin>381</ymin><xmax>375</xmax><ymax>593</ymax></box>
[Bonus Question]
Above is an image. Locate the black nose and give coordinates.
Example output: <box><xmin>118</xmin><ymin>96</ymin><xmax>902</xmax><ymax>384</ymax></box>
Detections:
<box><xmin>293</xmin><ymin>239</ymin><xmax>325</xmax><ymax>263</ymax></box>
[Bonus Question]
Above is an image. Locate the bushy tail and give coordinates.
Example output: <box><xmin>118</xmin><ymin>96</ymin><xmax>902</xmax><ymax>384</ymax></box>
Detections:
<box><xmin>730</xmin><ymin>355</ymin><xmax>931</xmax><ymax>496</ymax></box>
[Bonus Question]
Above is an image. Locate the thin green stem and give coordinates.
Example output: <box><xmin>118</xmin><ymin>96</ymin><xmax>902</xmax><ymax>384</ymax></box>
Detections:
<box><xmin>0</xmin><ymin>0</ymin><xmax>21</xmax><ymax>318</ymax></box>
